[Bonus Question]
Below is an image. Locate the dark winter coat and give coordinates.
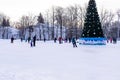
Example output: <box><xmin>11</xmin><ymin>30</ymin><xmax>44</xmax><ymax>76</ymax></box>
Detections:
<box><xmin>72</xmin><ymin>38</ymin><xmax>76</xmax><ymax>44</ymax></box>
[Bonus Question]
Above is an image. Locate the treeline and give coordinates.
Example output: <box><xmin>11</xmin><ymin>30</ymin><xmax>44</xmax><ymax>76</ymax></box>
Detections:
<box><xmin>0</xmin><ymin>4</ymin><xmax>120</xmax><ymax>40</ymax></box>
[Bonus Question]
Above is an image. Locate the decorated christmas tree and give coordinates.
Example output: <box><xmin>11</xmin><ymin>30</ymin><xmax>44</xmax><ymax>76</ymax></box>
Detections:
<box><xmin>81</xmin><ymin>0</ymin><xmax>104</xmax><ymax>38</ymax></box>
<box><xmin>80</xmin><ymin>0</ymin><xmax>106</xmax><ymax>45</ymax></box>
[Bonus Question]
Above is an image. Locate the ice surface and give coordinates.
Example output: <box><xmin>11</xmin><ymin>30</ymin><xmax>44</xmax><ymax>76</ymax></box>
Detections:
<box><xmin>0</xmin><ymin>39</ymin><xmax>120</xmax><ymax>80</ymax></box>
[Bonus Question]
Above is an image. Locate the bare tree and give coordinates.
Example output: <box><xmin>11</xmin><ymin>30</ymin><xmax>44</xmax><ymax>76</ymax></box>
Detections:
<box><xmin>116</xmin><ymin>9</ymin><xmax>120</xmax><ymax>39</ymax></box>
<box><xmin>20</xmin><ymin>14</ymin><xmax>36</xmax><ymax>28</ymax></box>
<box><xmin>47</xmin><ymin>7</ymin><xmax>56</xmax><ymax>40</ymax></box>
<box><xmin>66</xmin><ymin>5</ymin><xmax>79</xmax><ymax>38</ymax></box>
<box><xmin>55</xmin><ymin>7</ymin><xmax>64</xmax><ymax>38</ymax></box>
<box><xmin>19</xmin><ymin>13</ymin><xmax>37</xmax><ymax>38</ymax></box>
<box><xmin>77</xmin><ymin>4</ymin><xmax>87</xmax><ymax>29</ymax></box>
<box><xmin>44</xmin><ymin>10</ymin><xmax>50</xmax><ymax>40</ymax></box>
<box><xmin>77</xmin><ymin>4</ymin><xmax>87</xmax><ymax>38</ymax></box>
<box><xmin>100</xmin><ymin>8</ymin><xmax>115</xmax><ymax>38</ymax></box>
<box><xmin>48</xmin><ymin>7</ymin><xmax>56</xmax><ymax>39</ymax></box>
<box><xmin>117</xmin><ymin>9</ymin><xmax>120</xmax><ymax>21</ymax></box>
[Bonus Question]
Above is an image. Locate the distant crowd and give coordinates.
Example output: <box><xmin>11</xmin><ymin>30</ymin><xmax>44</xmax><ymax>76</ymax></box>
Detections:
<box><xmin>54</xmin><ymin>37</ymin><xmax>77</xmax><ymax>47</ymax></box>
<box><xmin>11</xmin><ymin>36</ymin><xmax>78</xmax><ymax>48</ymax></box>
<box><xmin>107</xmin><ymin>37</ymin><xmax>117</xmax><ymax>44</ymax></box>
<box><xmin>11</xmin><ymin>36</ymin><xmax>118</xmax><ymax>48</ymax></box>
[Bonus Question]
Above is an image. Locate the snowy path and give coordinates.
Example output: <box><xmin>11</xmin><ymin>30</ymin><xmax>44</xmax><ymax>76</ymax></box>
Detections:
<box><xmin>0</xmin><ymin>39</ymin><xmax>120</xmax><ymax>80</ymax></box>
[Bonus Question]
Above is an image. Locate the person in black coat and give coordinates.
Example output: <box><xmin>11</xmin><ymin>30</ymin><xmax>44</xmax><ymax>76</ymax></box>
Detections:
<box><xmin>28</xmin><ymin>36</ymin><xmax>31</xmax><ymax>43</ymax></box>
<box><xmin>33</xmin><ymin>35</ymin><xmax>36</xmax><ymax>46</ymax></box>
<box><xmin>21</xmin><ymin>37</ymin><xmax>23</xmax><ymax>42</ymax></box>
<box><xmin>44</xmin><ymin>38</ymin><xmax>46</xmax><ymax>42</ymax></box>
<box><xmin>113</xmin><ymin>37</ymin><xmax>117</xmax><ymax>44</ymax></box>
<box><xmin>64</xmin><ymin>38</ymin><xmax>68</xmax><ymax>43</ymax></box>
<box><xmin>11</xmin><ymin>36</ymin><xmax>14</xmax><ymax>43</ymax></box>
<box><xmin>54</xmin><ymin>38</ymin><xmax>57</xmax><ymax>43</ymax></box>
<box><xmin>69</xmin><ymin>37</ymin><xmax>71</xmax><ymax>43</ymax></box>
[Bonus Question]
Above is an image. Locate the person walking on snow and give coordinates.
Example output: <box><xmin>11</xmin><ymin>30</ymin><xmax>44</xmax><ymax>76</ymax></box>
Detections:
<box><xmin>58</xmin><ymin>37</ymin><xmax>62</xmax><ymax>44</ymax></box>
<box><xmin>11</xmin><ymin>36</ymin><xmax>14</xmax><ymax>43</ymax></box>
<box><xmin>72</xmin><ymin>37</ymin><xmax>77</xmax><ymax>47</ymax></box>
<box><xmin>54</xmin><ymin>38</ymin><xmax>57</xmax><ymax>43</ymax></box>
<box><xmin>33</xmin><ymin>35</ymin><xmax>36</xmax><ymax>46</ymax></box>
<box><xmin>30</xmin><ymin>38</ymin><xmax>33</xmax><ymax>47</ymax></box>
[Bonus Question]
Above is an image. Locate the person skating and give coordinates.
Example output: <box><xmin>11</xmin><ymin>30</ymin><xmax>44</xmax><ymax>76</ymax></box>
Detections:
<box><xmin>68</xmin><ymin>37</ymin><xmax>71</xmax><ymax>43</ymax></box>
<box><xmin>72</xmin><ymin>37</ymin><xmax>77</xmax><ymax>47</ymax></box>
<box><xmin>44</xmin><ymin>38</ymin><xmax>46</xmax><ymax>42</ymax></box>
<box><xmin>113</xmin><ymin>37</ymin><xmax>117</xmax><ymax>44</ymax></box>
<box><xmin>54</xmin><ymin>38</ymin><xmax>57</xmax><ymax>43</ymax></box>
<box><xmin>21</xmin><ymin>37</ymin><xmax>23</xmax><ymax>42</ymax></box>
<box><xmin>28</xmin><ymin>36</ymin><xmax>31</xmax><ymax>43</ymax></box>
<box><xmin>64</xmin><ymin>38</ymin><xmax>68</xmax><ymax>43</ymax></box>
<box><xmin>33</xmin><ymin>35</ymin><xmax>36</xmax><ymax>46</ymax></box>
<box><xmin>11</xmin><ymin>36</ymin><xmax>14</xmax><ymax>43</ymax></box>
<box><xmin>30</xmin><ymin>38</ymin><xmax>33</xmax><ymax>47</ymax></box>
<box><xmin>58</xmin><ymin>37</ymin><xmax>62</xmax><ymax>44</ymax></box>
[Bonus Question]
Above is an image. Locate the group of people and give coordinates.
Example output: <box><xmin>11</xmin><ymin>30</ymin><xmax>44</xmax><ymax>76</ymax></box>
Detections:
<box><xmin>107</xmin><ymin>37</ymin><xmax>117</xmax><ymax>44</ymax></box>
<box><xmin>54</xmin><ymin>37</ymin><xmax>77</xmax><ymax>47</ymax></box>
<box><xmin>30</xmin><ymin>35</ymin><xmax>36</xmax><ymax>47</ymax></box>
<box><xmin>11</xmin><ymin>36</ymin><xmax>78</xmax><ymax>48</ymax></box>
<box><xmin>26</xmin><ymin>35</ymin><xmax>36</xmax><ymax>47</ymax></box>
<box><xmin>11</xmin><ymin>35</ymin><xmax>37</xmax><ymax>47</ymax></box>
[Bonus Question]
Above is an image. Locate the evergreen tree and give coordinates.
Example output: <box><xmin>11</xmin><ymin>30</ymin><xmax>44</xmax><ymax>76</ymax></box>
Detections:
<box><xmin>37</xmin><ymin>13</ymin><xmax>44</xmax><ymax>24</ymax></box>
<box><xmin>81</xmin><ymin>0</ymin><xmax>104</xmax><ymax>38</ymax></box>
<box><xmin>2</xmin><ymin>18</ymin><xmax>7</xmax><ymax>27</ymax></box>
<box><xmin>6</xmin><ymin>19</ymin><xmax>10</xmax><ymax>26</ymax></box>
<box><xmin>2</xmin><ymin>18</ymin><xmax>10</xmax><ymax>27</ymax></box>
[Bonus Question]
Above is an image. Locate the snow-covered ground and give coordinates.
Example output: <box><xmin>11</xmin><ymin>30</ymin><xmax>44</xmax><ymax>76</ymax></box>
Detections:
<box><xmin>0</xmin><ymin>39</ymin><xmax>120</xmax><ymax>80</ymax></box>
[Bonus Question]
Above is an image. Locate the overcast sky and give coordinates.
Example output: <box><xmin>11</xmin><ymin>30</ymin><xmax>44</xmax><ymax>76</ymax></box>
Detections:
<box><xmin>0</xmin><ymin>0</ymin><xmax>120</xmax><ymax>22</ymax></box>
